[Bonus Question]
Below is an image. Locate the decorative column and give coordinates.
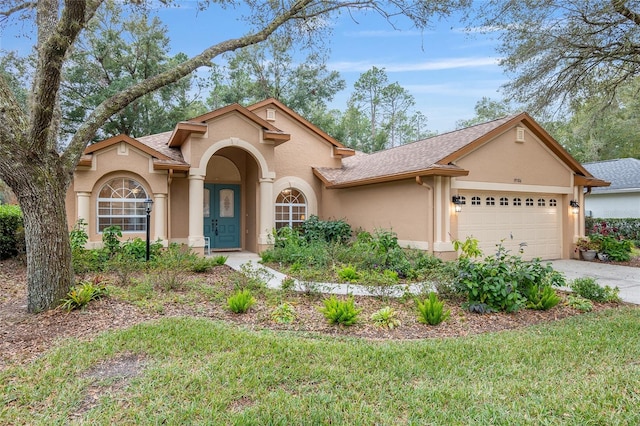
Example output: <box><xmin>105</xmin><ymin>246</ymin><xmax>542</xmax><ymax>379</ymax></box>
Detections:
<box><xmin>153</xmin><ymin>193</ymin><xmax>167</xmax><ymax>242</ymax></box>
<box><xmin>76</xmin><ymin>192</ymin><xmax>91</xmax><ymax>225</ymax></box>
<box><xmin>258</xmin><ymin>177</ymin><xmax>274</xmax><ymax>246</ymax></box>
<box><xmin>188</xmin><ymin>174</ymin><xmax>205</xmax><ymax>248</ymax></box>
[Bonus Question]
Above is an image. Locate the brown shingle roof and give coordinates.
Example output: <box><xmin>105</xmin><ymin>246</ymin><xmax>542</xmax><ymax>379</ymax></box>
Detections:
<box><xmin>136</xmin><ymin>131</ymin><xmax>186</xmax><ymax>164</ymax></box>
<box><xmin>314</xmin><ymin>115</ymin><xmax>516</xmax><ymax>188</ymax></box>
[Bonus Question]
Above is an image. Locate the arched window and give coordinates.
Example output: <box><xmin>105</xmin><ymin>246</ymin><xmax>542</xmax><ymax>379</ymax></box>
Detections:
<box><xmin>275</xmin><ymin>188</ymin><xmax>307</xmax><ymax>230</ymax></box>
<box><xmin>471</xmin><ymin>196</ymin><xmax>481</xmax><ymax>206</ymax></box>
<box><xmin>525</xmin><ymin>198</ymin><xmax>534</xmax><ymax>207</ymax></box>
<box><xmin>549</xmin><ymin>199</ymin><xmax>557</xmax><ymax>207</ymax></box>
<box><xmin>538</xmin><ymin>198</ymin><xmax>546</xmax><ymax>207</ymax></box>
<box><xmin>97</xmin><ymin>178</ymin><xmax>148</xmax><ymax>232</ymax></box>
<box><xmin>513</xmin><ymin>198</ymin><xmax>522</xmax><ymax>206</ymax></box>
<box><xmin>486</xmin><ymin>197</ymin><xmax>495</xmax><ymax>206</ymax></box>
<box><xmin>500</xmin><ymin>197</ymin><xmax>509</xmax><ymax>206</ymax></box>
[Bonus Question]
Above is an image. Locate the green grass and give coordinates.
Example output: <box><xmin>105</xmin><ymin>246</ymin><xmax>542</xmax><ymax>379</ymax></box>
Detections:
<box><xmin>2</xmin><ymin>308</ymin><xmax>640</xmax><ymax>424</ymax></box>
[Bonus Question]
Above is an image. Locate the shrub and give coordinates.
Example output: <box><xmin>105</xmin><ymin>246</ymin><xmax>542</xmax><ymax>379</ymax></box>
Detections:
<box><xmin>69</xmin><ymin>219</ymin><xmax>89</xmax><ymax>250</ymax></box>
<box><xmin>337</xmin><ymin>265</ymin><xmax>360</xmax><ymax>282</ymax></box>
<box><xmin>455</xmin><ymin>246</ymin><xmax>526</xmax><ymax>313</ymax></box>
<box><xmin>567</xmin><ymin>295</ymin><xmax>593</xmax><ymax>312</ymax></box>
<box><xmin>271</xmin><ymin>303</ymin><xmax>296</xmax><ymax>324</ymax></box>
<box><xmin>189</xmin><ymin>255</ymin><xmax>226</xmax><ymax>273</ymax></box>
<box><xmin>107</xmin><ymin>252</ymin><xmax>143</xmax><ymax>286</ymax></box>
<box><xmin>102</xmin><ymin>225</ymin><xmax>122</xmax><ymax>257</ymax></box>
<box><xmin>370</xmin><ymin>306</ymin><xmax>401</xmax><ymax>329</ymax></box>
<box><xmin>570</xmin><ymin>277</ymin><xmax>620</xmax><ymax>302</ymax></box>
<box><xmin>416</xmin><ymin>292</ymin><xmax>450</xmax><ymax>325</ymax></box>
<box><xmin>300</xmin><ymin>215</ymin><xmax>352</xmax><ymax>244</ymax></box>
<box><xmin>227</xmin><ymin>289</ymin><xmax>256</xmax><ymax>314</ymax></box>
<box><xmin>526</xmin><ymin>285</ymin><xmax>561</xmax><ymax>310</ymax></box>
<box><xmin>153</xmin><ymin>244</ymin><xmax>195</xmax><ymax>290</ymax></box>
<box><xmin>0</xmin><ymin>204</ymin><xmax>23</xmax><ymax>259</ymax></box>
<box><xmin>121</xmin><ymin>237</ymin><xmax>163</xmax><ymax>261</ymax></box>
<box><xmin>319</xmin><ymin>295</ymin><xmax>361</xmax><ymax>326</ymax></box>
<box><xmin>60</xmin><ymin>276</ymin><xmax>109</xmax><ymax>312</ymax></box>
<box><xmin>280</xmin><ymin>276</ymin><xmax>296</xmax><ymax>291</ymax></box>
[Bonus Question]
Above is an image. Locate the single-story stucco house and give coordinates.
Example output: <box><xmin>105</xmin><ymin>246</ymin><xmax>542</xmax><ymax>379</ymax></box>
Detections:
<box><xmin>65</xmin><ymin>98</ymin><xmax>609</xmax><ymax>261</ymax></box>
<box><xmin>583</xmin><ymin>158</ymin><xmax>640</xmax><ymax>219</ymax></box>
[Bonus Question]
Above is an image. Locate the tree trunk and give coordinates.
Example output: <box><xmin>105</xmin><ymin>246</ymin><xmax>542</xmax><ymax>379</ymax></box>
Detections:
<box><xmin>15</xmin><ymin>171</ymin><xmax>73</xmax><ymax>313</ymax></box>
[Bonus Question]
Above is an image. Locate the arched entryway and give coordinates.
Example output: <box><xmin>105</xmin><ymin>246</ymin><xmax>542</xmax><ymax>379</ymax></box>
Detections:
<box><xmin>187</xmin><ymin>137</ymin><xmax>276</xmax><ymax>253</ymax></box>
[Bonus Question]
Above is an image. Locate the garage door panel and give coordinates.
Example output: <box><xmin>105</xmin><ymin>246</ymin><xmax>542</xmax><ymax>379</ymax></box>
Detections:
<box><xmin>458</xmin><ymin>191</ymin><xmax>561</xmax><ymax>260</ymax></box>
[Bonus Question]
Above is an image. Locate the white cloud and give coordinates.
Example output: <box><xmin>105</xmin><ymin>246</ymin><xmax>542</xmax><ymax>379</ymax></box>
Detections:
<box><xmin>329</xmin><ymin>57</ymin><xmax>501</xmax><ymax>73</ymax></box>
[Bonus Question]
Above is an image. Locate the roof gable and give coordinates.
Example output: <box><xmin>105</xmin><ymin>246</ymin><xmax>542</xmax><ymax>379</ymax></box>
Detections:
<box><xmin>248</xmin><ymin>98</ymin><xmax>355</xmax><ymax>157</ymax></box>
<box><xmin>80</xmin><ymin>133</ymin><xmax>189</xmax><ymax>170</ymax></box>
<box><xmin>168</xmin><ymin>103</ymin><xmax>290</xmax><ymax>148</ymax></box>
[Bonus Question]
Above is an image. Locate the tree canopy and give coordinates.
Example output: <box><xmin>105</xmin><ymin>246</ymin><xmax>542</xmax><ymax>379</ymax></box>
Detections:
<box><xmin>469</xmin><ymin>0</ymin><xmax>640</xmax><ymax>116</ymax></box>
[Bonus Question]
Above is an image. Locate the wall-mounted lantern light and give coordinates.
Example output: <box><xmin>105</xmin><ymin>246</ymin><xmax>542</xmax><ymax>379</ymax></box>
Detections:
<box><xmin>452</xmin><ymin>195</ymin><xmax>463</xmax><ymax>213</ymax></box>
<box><xmin>569</xmin><ymin>200</ymin><xmax>580</xmax><ymax>215</ymax></box>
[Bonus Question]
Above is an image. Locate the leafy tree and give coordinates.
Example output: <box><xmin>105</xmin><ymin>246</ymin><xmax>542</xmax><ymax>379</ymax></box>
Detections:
<box><xmin>468</xmin><ymin>0</ymin><xmax>640</xmax><ymax>115</ymax></box>
<box><xmin>207</xmin><ymin>34</ymin><xmax>345</xmax><ymax>120</ymax></box>
<box><xmin>0</xmin><ymin>0</ymin><xmax>466</xmax><ymax>312</ymax></box>
<box><xmin>455</xmin><ymin>97</ymin><xmax>516</xmax><ymax>129</ymax></box>
<box><xmin>61</xmin><ymin>1</ymin><xmax>207</xmax><ymax>139</ymax></box>
<box><xmin>348</xmin><ymin>67</ymin><xmax>430</xmax><ymax>152</ymax></box>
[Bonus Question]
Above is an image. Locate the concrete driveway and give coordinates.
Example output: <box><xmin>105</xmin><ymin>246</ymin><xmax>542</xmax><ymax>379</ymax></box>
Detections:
<box><xmin>550</xmin><ymin>260</ymin><xmax>640</xmax><ymax>305</ymax></box>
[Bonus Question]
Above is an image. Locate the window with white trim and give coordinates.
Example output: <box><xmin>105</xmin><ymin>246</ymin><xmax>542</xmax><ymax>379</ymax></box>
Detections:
<box><xmin>513</xmin><ymin>198</ymin><xmax>522</xmax><ymax>206</ymax></box>
<box><xmin>525</xmin><ymin>198</ymin><xmax>534</xmax><ymax>206</ymax></box>
<box><xmin>500</xmin><ymin>197</ymin><xmax>509</xmax><ymax>206</ymax></box>
<box><xmin>549</xmin><ymin>199</ymin><xmax>557</xmax><ymax>207</ymax></box>
<box><xmin>538</xmin><ymin>198</ymin><xmax>546</xmax><ymax>207</ymax></box>
<box><xmin>97</xmin><ymin>178</ymin><xmax>148</xmax><ymax>232</ymax></box>
<box><xmin>471</xmin><ymin>196</ymin><xmax>481</xmax><ymax>206</ymax></box>
<box><xmin>275</xmin><ymin>188</ymin><xmax>307</xmax><ymax>230</ymax></box>
<box><xmin>486</xmin><ymin>197</ymin><xmax>495</xmax><ymax>206</ymax></box>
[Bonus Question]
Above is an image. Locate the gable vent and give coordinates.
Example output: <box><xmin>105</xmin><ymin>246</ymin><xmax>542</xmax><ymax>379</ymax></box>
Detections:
<box><xmin>266</xmin><ymin>108</ymin><xmax>276</xmax><ymax>121</ymax></box>
<box><xmin>515</xmin><ymin>126</ymin><xmax>525</xmax><ymax>143</ymax></box>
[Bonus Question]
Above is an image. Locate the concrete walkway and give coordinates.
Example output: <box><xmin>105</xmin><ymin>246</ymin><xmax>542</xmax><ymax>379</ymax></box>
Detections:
<box><xmin>223</xmin><ymin>252</ymin><xmax>640</xmax><ymax>305</ymax></box>
<box><xmin>550</xmin><ymin>260</ymin><xmax>640</xmax><ymax>305</ymax></box>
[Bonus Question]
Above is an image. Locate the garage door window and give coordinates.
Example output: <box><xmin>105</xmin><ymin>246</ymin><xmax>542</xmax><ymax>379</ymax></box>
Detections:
<box><xmin>538</xmin><ymin>199</ymin><xmax>546</xmax><ymax>207</ymax></box>
<box><xmin>500</xmin><ymin>197</ymin><xmax>509</xmax><ymax>206</ymax></box>
<box><xmin>549</xmin><ymin>199</ymin><xmax>557</xmax><ymax>206</ymax></box>
<box><xmin>486</xmin><ymin>197</ymin><xmax>495</xmax><ymax>206</ymax></box>
<box><xmin>513</xmin><ymin>198</ymin><xmax>522</xmax><ymax>206</ymax></box>
<box><xmin>471</xmin><ymin>196</ymin><xmax>481</xmax><ymax>206</ymax></box>
<box><xmin>526</xmin><ymin>198</ymin><xmax>534</xmax><ymax>206</ymax></box>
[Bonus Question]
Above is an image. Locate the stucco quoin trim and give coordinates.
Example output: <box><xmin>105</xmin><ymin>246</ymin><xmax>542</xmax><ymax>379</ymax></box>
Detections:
<box><xmin>192</xmin><ymin>137</ymin><xmax>275</xmax><ymax>180</ymax></box>
<box><xmin>273</xmin><ymin>176</ymin><xmax>318</xmax><ymax>216</ymax></box>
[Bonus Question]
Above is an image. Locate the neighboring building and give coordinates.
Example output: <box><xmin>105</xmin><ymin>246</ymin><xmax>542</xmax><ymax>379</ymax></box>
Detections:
<box><xmin>66</xmin><ymin>98</ymin><xmax>608</xmax><ymax>261</ymax></box>
<box><xmin>583</xmin><ymin>158</ymin><xmax>640</xmax><ymax>219</ymax></box>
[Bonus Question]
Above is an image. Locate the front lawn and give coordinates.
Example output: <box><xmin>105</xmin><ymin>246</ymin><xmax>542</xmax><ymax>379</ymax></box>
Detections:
<box><xmin>2</xmin><ymin>309</ymin><xmax>640</xmax><ymax>424</ymax></box>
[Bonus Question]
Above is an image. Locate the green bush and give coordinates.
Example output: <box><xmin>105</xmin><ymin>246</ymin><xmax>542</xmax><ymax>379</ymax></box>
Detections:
<box><xmin>455</xmin><ymin>246</ymin><xmax>526</xmax><ymax>313</ymax></box>
<box><xmin>416</xmin><ymin>292</ymin><xmax>450</xmax><ymax>325</ymax></box>
<box><xmin>586</xmin><ymin>218</ymin><xmax>640</xmax><ymax>242</ymax></box>
<box><xmin>227</xmin><ymin>289</ymin><xmax>256</xmax><ymax>314</ymax></box>
<box><xmin>69</xmin><ymin>219</ymin><xmax>89</xmax><ymax>250</ymax></box>
<box><xmin>121</xmin><ymin>237</ymin><xmax>163</xmax><ymax>261</ymax></box>
<box><xmin>102</xmin><ymin>225</ymin><xmax>122</xmax><ymax>257</ymax></box>
<box><xmin>60</xmin><ymin>276</ymin><xmax>109</xmax><ymax>312</ymax></box>
<box><xmin>300</xmin><ymin>215</ymin><xmax>352</xmax><ymax>244</ymax></box>
<box><xmin>370</xmin><ymin>306</ymin><xmax>401</xmax><ymax>329</ymax></box>
<box><xmin>567</xmin><ymin>295</ymin><xmax>593</xmax><ymax>312</ymax></box>
<box><xmin>271</xmin><ymin>303</ymin><xmax>296</xmax><ymax>324</ymax></box>
<box><xmin>337</xmin><ymin>265</ymin><xmax>360</xmax><ymax>282</ymax></box>
<box><xmin>152</xmin><ymin>244</ymin><xmax>196</xmax><ymax>290</ymax></box>
<box><xmin>570</xmin><ymin>277</ymin><xmax>620</xmax><ymax>302</ymax></box>
<box><xmin>0</xmin><ymin>204</ymin><xmax>23</xmax><ymax>259</ymax></box>
<box><xmin>526</xmin><ymin>285</ymin><xmax>561</xmax><ymax>310</ymax></box>
<box><xmin>319</xmin><ymin>295</ymin><xmax>361</xmax><ymax>326</ymax></box>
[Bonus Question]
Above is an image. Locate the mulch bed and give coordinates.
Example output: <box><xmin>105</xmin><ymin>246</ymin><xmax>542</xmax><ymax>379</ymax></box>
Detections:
<box><xmin>1</xmin><ymin>257</ymin><xmax>636</xmax><ymax>371</ymax></box>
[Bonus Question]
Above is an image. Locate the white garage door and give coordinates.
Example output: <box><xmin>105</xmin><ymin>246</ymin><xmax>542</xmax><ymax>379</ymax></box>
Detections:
<box><xmin>457</xmin><ymin>191</ymin><xmax>561</xmax><ymax>260</ymax></box>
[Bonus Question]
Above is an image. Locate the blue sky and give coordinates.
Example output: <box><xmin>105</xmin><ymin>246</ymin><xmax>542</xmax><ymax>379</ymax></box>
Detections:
<box><xmin>0</xmin><ymin>2</ymin><xmax>506</xmax><ymax>133</ymax></box>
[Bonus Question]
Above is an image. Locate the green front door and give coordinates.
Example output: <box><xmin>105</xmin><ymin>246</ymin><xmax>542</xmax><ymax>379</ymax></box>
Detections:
<box><xmin>204</xmin><ymin>184</ymin><xmax>240</xmax><ymax>250</ymax></box>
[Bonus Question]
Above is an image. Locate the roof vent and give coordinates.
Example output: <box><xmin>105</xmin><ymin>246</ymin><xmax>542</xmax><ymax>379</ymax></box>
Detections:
<box><xmin>515</xmin><ymin>126</ymin><xmax>525</xmax><ymax>143</ymax></box>
<box><xmin>266</xmin><ymin>108</ymin><xmax>276</xmax><ymax>121</ymax></box>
